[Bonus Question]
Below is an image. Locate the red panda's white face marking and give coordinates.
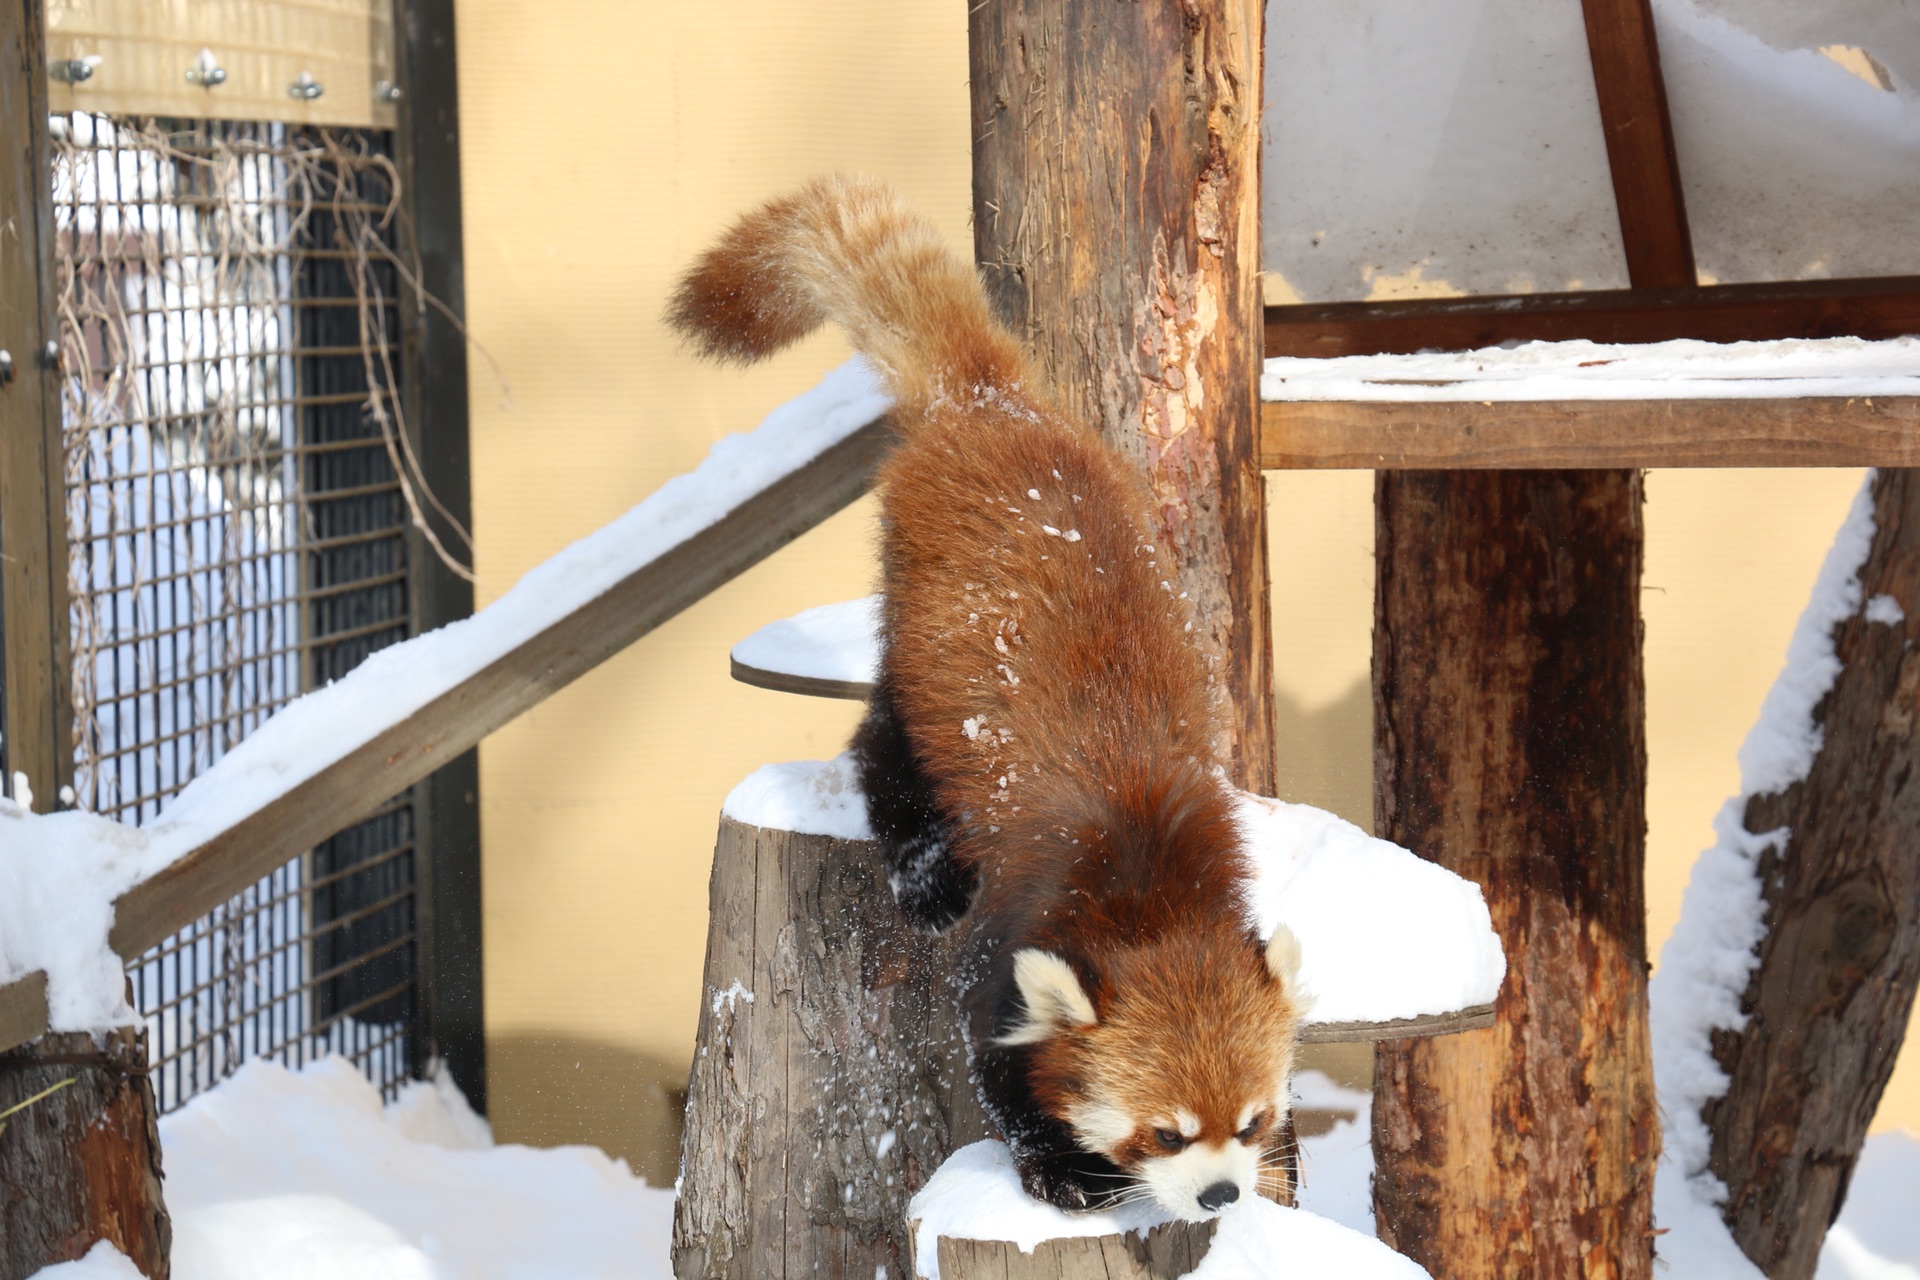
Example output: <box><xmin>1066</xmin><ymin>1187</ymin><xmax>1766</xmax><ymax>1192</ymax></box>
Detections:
<box><xmin>1006</xmin><ymin>925</ymin><xmax>1306</xmax><ymax>1221</ymax></box>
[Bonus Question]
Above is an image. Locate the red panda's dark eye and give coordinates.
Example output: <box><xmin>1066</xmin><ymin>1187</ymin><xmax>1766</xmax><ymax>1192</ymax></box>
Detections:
<box><xmin>1236</xmin><ymin>1114</ymin><xmax>1267</xmax><ymax>1142</ymax></box>
<box><xmin>1154</xmin><ymin>1127</ymin><xmax>1185</xmax><ymax>1151</ymax></box>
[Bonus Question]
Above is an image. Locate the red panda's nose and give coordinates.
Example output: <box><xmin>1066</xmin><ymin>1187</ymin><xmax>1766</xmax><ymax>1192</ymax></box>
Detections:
<box><xmin>1198</xmin><ymin>1181</ymin><xmax>1239</xmax><ymax>1212</ymax></box>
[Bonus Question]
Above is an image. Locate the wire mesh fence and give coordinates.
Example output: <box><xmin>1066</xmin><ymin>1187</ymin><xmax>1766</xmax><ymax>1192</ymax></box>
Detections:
<box><xmin>52</xmin><ymin>113</ymin><xmax>428</xmax><ymax>1110</ymax></box>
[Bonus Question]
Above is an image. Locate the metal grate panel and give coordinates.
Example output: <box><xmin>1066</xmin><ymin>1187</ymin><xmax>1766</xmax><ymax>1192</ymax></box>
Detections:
<box><xmin>53</xmin><ymin>114</ymin><xmax>421</xmax><ymax>1110</ymax></box>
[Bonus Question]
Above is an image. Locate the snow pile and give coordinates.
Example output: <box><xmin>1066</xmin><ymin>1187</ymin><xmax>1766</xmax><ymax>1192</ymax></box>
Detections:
<box><xmin>722</xmin><ymin>761</ymin><xmax>1504</xmax><ymax>1027</ymax></box>
<box><xmin>732</xmin><ymin>595</ymin><xmax>881</xmax><ymax>687</ymax></box>
<box><xmin>723</xmin><ymin>753</ymin><xmax>874</xmax><ymax>839</ymax></box>
<box><xmin>34</xmin><ymin>1056</ymin><xmax>673</xmax><ymax>1280</ymax></box>
<box><xmin>1234</xmin><ymin>793</ymin><xmax>1506</xmax><ymax>1025</ymax></box>
<box><xmin>0</xmin><ymin>359</ymin><xmax>890</xmax><ymax>1037</ymax></box>
<box><xmin>1648</xmin><ymin>472</ymin><xmax>1881</xmax><ymax>1277</ymax></box>
<box><xmin>1262</xmin><ymin>336</ymin><xmax>1920</xmax><ymax>403</ymax></box>
<box><xmin>0</xmin><ymin>802</ymin><xmax>153</xmax><ymax>1029</ymax></box>
<box><xmin>906</xmin><ymin>1137</ymin><xmax>1429</xmax><ymax>1280</ymax></box>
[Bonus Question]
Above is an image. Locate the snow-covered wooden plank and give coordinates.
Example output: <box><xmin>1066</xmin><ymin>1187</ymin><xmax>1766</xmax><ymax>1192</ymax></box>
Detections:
<box><xmin>0</xmin><ymin>364</ymin><xmax>895</xmax><ymax>1054</ymax></box>
<box><xmin>108</xmin><ymin>413</ymin><xmax>896</xmax><ymax>962</ymax></box>
<box><xmin>1263</xmin><ymin>395</ymin><xmax>1920</xmax><ymax>469</ymax></box>
<box><xmin>730</xmin><ymin>595</ymin><xmax>879</xmax><ymax>700</ymax></box>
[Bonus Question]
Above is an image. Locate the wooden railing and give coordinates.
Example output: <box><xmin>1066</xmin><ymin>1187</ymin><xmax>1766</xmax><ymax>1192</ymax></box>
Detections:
<box><xmin>0</xmin><ymin>417</ymin><xmax>896</xmax><ymax>1057</ymax></box>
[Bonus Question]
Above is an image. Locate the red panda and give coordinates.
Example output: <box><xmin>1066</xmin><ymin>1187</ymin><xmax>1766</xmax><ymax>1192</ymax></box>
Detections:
<box><xmin>670</xmin><ymin>176</ymin><xmax>1305</xmax><ymax>1222</ymax></box>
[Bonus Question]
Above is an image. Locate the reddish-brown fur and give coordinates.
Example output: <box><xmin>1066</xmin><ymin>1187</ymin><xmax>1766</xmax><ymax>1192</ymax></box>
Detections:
<box><xmin>671</xmin><ymin>177</ymin><xmax>1301</xmax><ymax>1215</ymax></box>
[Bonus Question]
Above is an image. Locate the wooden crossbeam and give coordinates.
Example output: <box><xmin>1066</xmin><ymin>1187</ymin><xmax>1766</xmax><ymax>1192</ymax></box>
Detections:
<box><xmin>1262</xmin><ymin>396</ymin><xmax>1920</xmax><ymax>470</ymax></box>
<box><xmin>0</xmin><ymin>417</ymin><xmax>895</xmax><ymax>1053</ymax></box>
<box><xmin>1580</xmin><ymin>0</ymin><xmax>1695</xmax><ymax>288</ymax></box>
<box><xmin>1266</xmin><ymin>277</ymin><xmax>1920</xmax><ymax>359</ymax></box>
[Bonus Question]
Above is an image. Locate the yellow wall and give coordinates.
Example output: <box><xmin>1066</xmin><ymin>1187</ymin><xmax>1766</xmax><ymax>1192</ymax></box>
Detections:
<box><xmin>455</xmin><ymin>2</ymin><xmax>1914</xmax><ymax>1184</ymax></box>
<box><xmin>454</xmin><ymin>0</ymin><xmax>968</xmax><ymax>1182</ymax></box>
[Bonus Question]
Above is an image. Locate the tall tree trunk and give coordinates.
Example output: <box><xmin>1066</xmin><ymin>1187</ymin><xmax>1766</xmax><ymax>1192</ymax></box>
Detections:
<box><xmin>0</xmin><ymin>1029</ymin><xmax>170</xmax><ymax>1280</ymax></box>
<box><xmin>1371</xmin><ymin>470</ymin><xmax>1658</xmax><ymax>1280</ymax></box>
<box><xmin>1704</xmin><ymin>468</ymin><xmax>1920</xmax><ymax>1280</ymax></box>
<box><xmin>969</xmin><ymin>0</ymin><xmax>1274</xmax><ymax>795</ymax></box>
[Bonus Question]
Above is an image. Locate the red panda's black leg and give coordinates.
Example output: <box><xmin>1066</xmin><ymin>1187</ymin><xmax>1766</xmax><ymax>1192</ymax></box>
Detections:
<box><xmin>851</xmin><ymin>671</ymin><xmax>975</xmax><ymax>932</ymax></box>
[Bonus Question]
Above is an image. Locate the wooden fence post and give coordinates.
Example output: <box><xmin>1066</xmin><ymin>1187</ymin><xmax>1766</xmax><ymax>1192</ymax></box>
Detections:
<box><xmin>1703</xmin><ymin>468</ymin><xmax>1920</xmax><ymax>1280</ymax></box>
<box><xmin>1370</xmin><ymin>470</ymin><xmax>1658</xmax><ymax>1280</ymax></box>
<box><xmin>0</xmin><ymin>1029</ymin><xmax>170</xmax><ymax>1280</ymax></box>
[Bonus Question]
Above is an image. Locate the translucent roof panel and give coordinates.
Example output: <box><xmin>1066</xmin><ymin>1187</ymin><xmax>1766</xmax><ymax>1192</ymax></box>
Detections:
<box><xmin>1655</xmin><ymin>0</ymin><xmax>1920</xmax><ymax>284</ymax></box>
<box><xmin>1263</xmin><ymin>0</ymin><xmax>1630</xmax><ymax>305</ymax></box>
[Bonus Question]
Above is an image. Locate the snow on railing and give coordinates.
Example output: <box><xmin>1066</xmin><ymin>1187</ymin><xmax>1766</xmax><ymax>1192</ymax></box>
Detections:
<box><xmin>0</xmin><ymin>360</ymin><xmax>894</xmax><ymax>1054</ymax></box>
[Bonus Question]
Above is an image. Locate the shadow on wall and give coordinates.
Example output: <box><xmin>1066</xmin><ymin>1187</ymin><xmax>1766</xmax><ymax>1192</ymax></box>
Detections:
<box><xmin>487</xmin><ymin>1034</ymin><xmax>688</xmax><ymax>1188</ymax></box>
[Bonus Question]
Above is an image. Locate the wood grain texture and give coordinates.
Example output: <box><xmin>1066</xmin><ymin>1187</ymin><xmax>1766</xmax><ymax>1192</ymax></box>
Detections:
<box><xmin>1298</xmin><ymin>1005</ymin><xmax>1495</xmax><ymax>1045</ymax></box>
<box><xmin>934</xmin><ymin>1217</ymin><xmax>1216</xmax><ymax>1279</ymax></box>
<box><xmin>1579</xmin><ymin>0</ymin><xmax>1694</xmax><ymax>288</ymax></box>
<box><xmin>671</xmin><ymin>818</ymin><xmax>990</xmax><ymax>1279</ymax></box>
<box><xmin>0</xmin><ymin>1029</ymin><xmax>169</xmax><ymax>1280</ymax></box>
<box><xmin>1702</xmin><ymin>468</ymin><xmax>1920</xmax><ymax>1280</ymax></box>
<box><xmin>93</xmin><ymin>415</ymin><xmax>895</xmax><ymax>974</ymax></box>
<box><xmin>0</xmin><ymin>0</ymin><xmax>75</xmax><ymax>809</ymax></box>
<box><xmin>1265</xmin><ymin>276</ymin><xmax>1920</xmax><ymax>358</ymax></box>
<box><xmin>1262</xmin><ymin>397</ymin><xmax>1920</xmax><ymax>470</ymax></box>
<box><xmin>1371</xmin><ymin>471</ymin><xmax>1657</xmax><ymax>1280</ymax></box>
<box><xmin>970</xmin><ymin>0</ymin><xmax>1275</xmax><ymax>794</ymax></box>
<box><xmin>728</xmin><ymin>657</ymin><xmax>872</xmax><ymax>703</ymax></box>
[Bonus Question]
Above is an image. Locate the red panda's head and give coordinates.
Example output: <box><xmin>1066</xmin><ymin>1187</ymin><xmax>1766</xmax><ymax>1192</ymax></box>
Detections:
<box><xmin>998</xmin><ymin>923</ymin><xmax>1307</xmax><ymax>1220</ymax></box>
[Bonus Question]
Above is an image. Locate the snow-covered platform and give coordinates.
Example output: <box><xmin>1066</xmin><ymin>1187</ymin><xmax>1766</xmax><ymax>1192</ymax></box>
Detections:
<box><xmin>723</xmin><ymin>756</ymin><xmax>1506</xmax><ymax>1041</ymax></box>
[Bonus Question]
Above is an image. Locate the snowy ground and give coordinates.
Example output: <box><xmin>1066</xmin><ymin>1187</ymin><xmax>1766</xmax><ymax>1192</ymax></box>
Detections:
<box><xmin>34</xmin><ymin>1060</ymin><xmax>1916</xmax><ymax>1279</ymax></box>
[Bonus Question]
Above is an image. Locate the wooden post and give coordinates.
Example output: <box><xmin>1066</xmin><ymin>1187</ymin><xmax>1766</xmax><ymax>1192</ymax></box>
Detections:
<box><xmin>1370</xmin><ymin>471</ymin><xmax>1657</xmax><ymax>1280</ymax></box>
<box><xmin>1702</xmin><ymin>469</ymin><xmax>1920</xmax><ymax>1280</ymax></box>
<box><xmin>0</xmin><ymin>1029</ymin><xmax>170</xmax><ymax>1280</ymax></box>
<box><xmin>920</xmin><ymin>1219</ymin><xmax>1217</xmax><ymax>1279</ymax></box>
<box><xmin>0</xmin><ymin>0</ymin><xmax>76</xmax><ymax>810</ymax></box>
<box><xmin>671</xmin><ymin>818</ymin><xmax>991</xmax><ymax>1279</ymax></box>
<box><xmin>969</xmin><ymin>0</ymin><xmax>1274</xmax><ymax>796</ymax></box>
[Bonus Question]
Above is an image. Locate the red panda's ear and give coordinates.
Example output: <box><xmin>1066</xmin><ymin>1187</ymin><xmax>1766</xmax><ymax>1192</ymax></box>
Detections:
<box><xmin>1264</xmin><ymin>922</ymin><xmax>1304</xmax><ymax>991</ymax></box>
<box><xmin>997</xmin><ymin>950</ymin><xmax>1099</xmax><ymax>1046</ymax></box>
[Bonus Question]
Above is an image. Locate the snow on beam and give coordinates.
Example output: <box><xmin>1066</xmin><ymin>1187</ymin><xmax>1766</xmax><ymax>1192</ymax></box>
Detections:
<box><xmin>0</xmin><ymin>362</ymin><xmax>894</xmax><ymax>1054</ymax></box>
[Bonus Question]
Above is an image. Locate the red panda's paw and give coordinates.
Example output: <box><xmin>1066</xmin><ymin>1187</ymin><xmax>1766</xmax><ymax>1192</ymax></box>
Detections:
<box><xmin>1015</xmin><ymin>1146</ymin><xmax>1128</xmax><ymax>1214</ymax></box>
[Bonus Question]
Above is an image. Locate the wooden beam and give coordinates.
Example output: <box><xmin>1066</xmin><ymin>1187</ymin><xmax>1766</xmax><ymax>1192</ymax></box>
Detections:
<box><xmin>1265</xmin><ymin>276</ymin><xmax>1920</xmax><ymax>358</ymax></box>
<box><xmin>1262</xmin><ymin>397</ymin><xmax>1920</xmax><ymax>470</ymax></box>
<box><xmin>1580</xmin><ymin>0</ymin><xmax>1694</xmax><ymax>288</ymax></box>
<box><xmin>0</xmin><ymin>0</ymin><xmax>75</xmax><ymax>811</ymax></box>
<box><xmin>105</xmin><ymin>417</ymin><xmax>895</xmax><ymax>962</ymax></box>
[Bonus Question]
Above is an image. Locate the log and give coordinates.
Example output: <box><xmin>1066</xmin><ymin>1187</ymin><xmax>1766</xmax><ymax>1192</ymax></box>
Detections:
<box><xmin>0</xmin><ymin>1028</ymin><xmax>169</xmax><ymax>1280</ymax></box>
<box><xmin>969</xmin><ymin>0</ymin><xmax>1275</xmax><ymax>794</ymax></box>
<box><xmin>672</xmin><ymin>818</ymin><xmax>990</xmax><ymax>1279</ymax></box>
<box><xmin>1702</xmin><ymin>468</ymin><xmax>1920</xmax><ymax>1280</ymax></box>
<box><xmin>917</xmin><ymin>1218</ymin><xmax>1217</xmax><ymax>1279</ymax></box>
<box><xmin>1370</xmin><ymin>471</ymin><xmax>1658</xmax><ymax>1280</ymax></box>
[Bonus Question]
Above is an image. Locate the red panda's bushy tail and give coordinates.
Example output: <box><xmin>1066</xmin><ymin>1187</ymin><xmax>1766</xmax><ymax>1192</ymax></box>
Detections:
<box><xmin>667</xmin><ymin>176</ymin><xmax>1030</xmax><ymax>413</ymax></box>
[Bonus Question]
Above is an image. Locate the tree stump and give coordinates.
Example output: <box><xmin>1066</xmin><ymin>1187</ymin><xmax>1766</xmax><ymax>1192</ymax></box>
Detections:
<box><xmin>1703</xmin><ymin>468</ymin><xmax>1920</xmax><ymax>1280</ymax></box>
<box><xmin>672</xmin><ymin>817</ymin><xmax>991</xmax><ymax>1279</ymax></box>
<box><xmin>1370</xmin><ymin>470</ymin><xmax>1657</xmax><ymax>1280</ymax></box>
<box><xmin>916</xmin><ymin>1218</ymin><xmax>1218</xmax><ymax>1280</ymax></box>
<box><xmin>0</xmin><ymin>1027</ymin><xmax>169</xmax><ymax>1280</ymax></box>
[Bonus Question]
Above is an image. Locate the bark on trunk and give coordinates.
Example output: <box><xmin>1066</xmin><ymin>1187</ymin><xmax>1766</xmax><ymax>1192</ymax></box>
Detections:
<box><xmin>1370</xmin><ymin>470</ymin><xmax>1658</xmax><ymax>1280</ymax></box>
<box><xmin>969</xmin><ymin>0</ymin><xmax>1275</xmax><ymax>795</ymax></box>
<box><xmin>1704</xmin><ymin>468</ymin><xmax>1920</xmax><ymax>1280</ymax></box>
<box><xmin>0</xmin><ymin>1028</ymin><xmax>170</xmax><ymax>1280</ymax></box>
<box><xmin>672</xmin><ymin>817</ymin><xmax>990</xmax><ymax>1280</ymax></box>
